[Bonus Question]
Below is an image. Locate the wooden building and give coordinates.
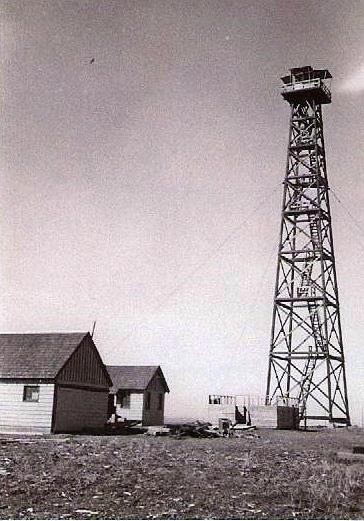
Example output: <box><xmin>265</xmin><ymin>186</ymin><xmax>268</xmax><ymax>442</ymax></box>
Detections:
<box><xmin>107</xmin><ymin>365</ymin><xmax>169</xmax><ymax>426</ymax></box>
<box><xmin>0</xmin><ymin>332</ymin><xmax>112</xmax><ymax>434</ymax></box>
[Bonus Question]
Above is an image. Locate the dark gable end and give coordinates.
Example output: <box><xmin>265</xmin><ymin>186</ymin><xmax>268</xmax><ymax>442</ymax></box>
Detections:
<box><xmin>146</xmin><ymin>366</ymin><xmax>170</xmax><ymax>393</ymax></box>
<box><xmin>56</xmin><ymin>333</ymin><xmax>112</xmax><ymax>389</ymax></box>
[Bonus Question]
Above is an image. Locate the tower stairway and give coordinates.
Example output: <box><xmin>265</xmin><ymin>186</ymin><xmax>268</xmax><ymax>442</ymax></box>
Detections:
<box><xmin>296</xmin><ymin>214</ymin><xmax>324</xmax><ymax>417</ymax></box>
<box><xmin>309</xmin><ymin>214</ymin><xmax>320</xmax><ymax>248</ymax></box>
<box><xmin>307</xmin><ymin>301</ymin><xmax>325</xmax><ymax>352</ymax></box>
<box><xmin>299</xmin><ymin>347</ymin><xmax>317</xmax><ymax>420</ymax></box>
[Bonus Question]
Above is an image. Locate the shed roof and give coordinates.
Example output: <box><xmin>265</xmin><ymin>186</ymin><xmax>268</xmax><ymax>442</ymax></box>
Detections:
<box><xmin>0</xmin><ymin>332</ymin><xmax>89</xmax><ymax>379</ymax></box>
<box><xmin>107</xmin><ymin>365</ymin><xmax>169</xmax><ymax>393</ymax></box>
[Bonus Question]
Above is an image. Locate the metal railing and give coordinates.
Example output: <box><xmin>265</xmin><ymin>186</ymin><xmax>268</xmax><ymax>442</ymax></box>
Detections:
<box><xmin>208</xmin><ymin>394</ymin><xmax>266</xmax><ymax>407</ymax></box>
<box><xmin>281</xmin><ymin>78</ymin><xmax>331</xmax><ymax>100</ymax></box>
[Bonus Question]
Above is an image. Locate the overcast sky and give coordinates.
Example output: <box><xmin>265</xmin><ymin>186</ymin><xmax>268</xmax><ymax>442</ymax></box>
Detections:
<box><xmin>1</xmin><ymin>0</ymin><xmax>363</xmax><ymax>423</ymax></box>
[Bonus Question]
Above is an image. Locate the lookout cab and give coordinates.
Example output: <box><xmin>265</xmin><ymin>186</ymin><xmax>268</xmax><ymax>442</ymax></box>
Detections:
<box><xmin>281</xmin><ymin>66</ymin><xmax>332</xmax><ymax>105</ymax></box>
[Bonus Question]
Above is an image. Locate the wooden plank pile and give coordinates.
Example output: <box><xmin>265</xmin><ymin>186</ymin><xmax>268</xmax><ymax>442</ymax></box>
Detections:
<box><xmin>166</xmin><ymin>421</ymin><xmax>222</xmax><ymax>438</ymax></box>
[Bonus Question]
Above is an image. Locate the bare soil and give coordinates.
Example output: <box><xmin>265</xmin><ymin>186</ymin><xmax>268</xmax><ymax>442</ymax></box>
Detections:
<box><xmin>0</xmin><ymin>428</ymin><xmax>363</xmax><ymax>519</ymax></box>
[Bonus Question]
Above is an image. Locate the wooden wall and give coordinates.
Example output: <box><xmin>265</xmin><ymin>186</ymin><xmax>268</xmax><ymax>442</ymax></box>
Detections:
<box><xmin>0</xmin><ymin>382</ymin><xmax>54</xmax><ymax>433</ymax></box>
<box><xmin>277</xmin><ymin>406</ymin><xmax>299</xmax><ymax>430</ymax></box>
<box><xmin>53</xmin><ymin>387</ymin><xmax>108</xmax><ymax>433</ymax></box>
<box><xmin>113</xmin><ymin>371</ymin><xmax>167</xmax><ymax>426</ymax></box>
<box><xmin>207</xmin><ymin>403</ymin><xmax>235</xmax><ymax>426</ymax></box>
<box><xmin>143</xmin><ymin>373</ymin><xmax>166</xmax><ymax>426</ymax></box>
<box><xmin>53</xmin><ymin>335</ymin><xmax>110</xmax><ymax>432</ymax></box>
<box><xmin>57</xmin><ymin>335</ymin><xmax>110</xmax><ymax>388</ymax></box>
<box><xmin>115</xmin><ymin>392</ymin><xmax>144</xmax><ymax>422</ymax></box>
<box><xmin>249</xmin><ymin>405</ymin><xmax>278</xmax><ymax>428</ymax></box>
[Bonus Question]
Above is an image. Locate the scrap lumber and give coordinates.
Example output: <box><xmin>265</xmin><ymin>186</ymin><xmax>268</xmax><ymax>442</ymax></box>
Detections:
<box><xmin>167</xmin><ymin>421</ymin><xmax>222</xmax><ymax>438</ymax></box>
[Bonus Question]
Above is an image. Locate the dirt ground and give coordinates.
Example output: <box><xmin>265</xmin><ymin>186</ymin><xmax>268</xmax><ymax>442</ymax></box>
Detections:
<box><xmin>0</xmin><ymin>428</ymin><xmax>363</xmax><ymax>520</ymax></box>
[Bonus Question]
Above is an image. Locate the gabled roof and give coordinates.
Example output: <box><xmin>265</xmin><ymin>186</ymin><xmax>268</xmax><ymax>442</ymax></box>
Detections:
<box><xmin>0</xmin><ymin>332</ymin><xmax>89</xmax><ymax>379</ymax></box>
<box><xmin>107</xmin><ymin>365</ymin><xmax>169</xmax><ymax>393</ymax></box>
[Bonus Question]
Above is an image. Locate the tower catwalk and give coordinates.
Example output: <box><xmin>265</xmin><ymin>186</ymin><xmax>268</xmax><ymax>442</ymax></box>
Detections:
<box><xmin>265</xmin><ymin>66</ymin><xmax>350</xmax><ymax>426</ymax></box>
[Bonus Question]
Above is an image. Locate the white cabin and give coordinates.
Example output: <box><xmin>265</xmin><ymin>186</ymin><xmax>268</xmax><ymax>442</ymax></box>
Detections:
<box><xmin>107</xmin><ymin>365</ymin><xmax>169</xmax><ymax>426</ymax></box>
<box><xmin>0</xmin><ymin>332</ymin><xmax>112</xmax><ymax>434</ymax></box>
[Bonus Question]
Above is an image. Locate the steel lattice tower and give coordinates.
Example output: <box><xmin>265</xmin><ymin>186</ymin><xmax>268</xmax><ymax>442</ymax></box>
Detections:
<box><xmin>265</xmin><ymin>66</ymin><xmax>350</xmax><ymax>426</ymax></box>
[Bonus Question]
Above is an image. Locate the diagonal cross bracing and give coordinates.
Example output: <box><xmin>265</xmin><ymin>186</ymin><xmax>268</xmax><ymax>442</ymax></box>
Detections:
<box><xmin>266</xmin><ymin>68</ymin><xmax>350</xmax><ymax>426</ymax></box>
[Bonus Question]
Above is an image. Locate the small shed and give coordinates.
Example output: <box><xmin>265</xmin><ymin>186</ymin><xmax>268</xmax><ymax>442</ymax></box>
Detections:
<box><xmin>107</xmin><ymin>365</ymin><xmax>169</xmax><ymax>426</ymax></box>
<box><xmin>0</xmin><ymin>332</ymin><xmax>112</xmax><ymax>434</ymax></box>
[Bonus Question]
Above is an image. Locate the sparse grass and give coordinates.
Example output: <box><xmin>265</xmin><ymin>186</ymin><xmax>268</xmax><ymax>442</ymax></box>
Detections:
<box><xmin>0</xmin><ymin>428</ymin><xmax>363</xmax><ymax>519</ymax></box>
<box><xmin>287</xmin><ymin>460</ymin><xmax>364</xmax><ymax>519</ymax></box>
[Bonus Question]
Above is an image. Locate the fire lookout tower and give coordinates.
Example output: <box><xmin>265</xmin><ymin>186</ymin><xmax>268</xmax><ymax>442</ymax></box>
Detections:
<box><xmin>265</xmin><ymin>66</ymin><xmax>350</xmax><ymax>426</ymax></box>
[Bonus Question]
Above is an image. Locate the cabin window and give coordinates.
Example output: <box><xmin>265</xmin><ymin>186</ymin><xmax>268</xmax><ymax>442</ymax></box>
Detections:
<box><xmin>145</xmin><ymin>392</ymin><xmax>151</xmax><ymax>410</ymax></box>
<box><xmin>23</xmin><ymin>385</ymin><xmax>40</xmax><ymax>402</ymax></box>
<box><xmin>158</xmin><ymin>393</ymin><xmax>163</xmax><ymax>411</ymax></box>
<box><xmin>116</xmin><ymin>390</ymin><xmax>130</xmax><ymax>408</ymax></box>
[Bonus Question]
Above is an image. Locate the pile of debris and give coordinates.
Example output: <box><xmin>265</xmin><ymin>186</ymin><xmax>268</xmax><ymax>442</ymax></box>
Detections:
<box><xmin>167</xmin><ymin>421</ymin><xmax>222</xmax><ymax>438</ymax></box>
<box><xmin>106</xmin><ymin>418</ymin><xmax>259</xmax><ymax>439</ymax></box>
<box><xmin>164</xmin><ymin>420</ymin><xmax>258</xmax><ymax>439</ymax></box>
